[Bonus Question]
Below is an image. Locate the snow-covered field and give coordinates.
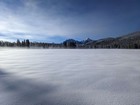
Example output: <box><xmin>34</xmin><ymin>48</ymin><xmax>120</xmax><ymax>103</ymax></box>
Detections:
<box><xmin>0</xmin><ymin>49</ymin><xmax>140</xmax><ymax>105</ymax></box>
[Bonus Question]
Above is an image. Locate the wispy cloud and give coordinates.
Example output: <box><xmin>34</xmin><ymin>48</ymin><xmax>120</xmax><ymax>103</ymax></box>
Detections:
<box><xmin>0</xmin><ymin>0</ymin><xmax>140</xmax><ymax>42</ymax></box>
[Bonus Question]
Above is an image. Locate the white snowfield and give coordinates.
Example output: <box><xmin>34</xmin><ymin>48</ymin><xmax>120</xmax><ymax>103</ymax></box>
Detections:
<box><xmin>0</xmin><ymin>49</ymin><xmax>140</xmax><ymax>105</ymax></box>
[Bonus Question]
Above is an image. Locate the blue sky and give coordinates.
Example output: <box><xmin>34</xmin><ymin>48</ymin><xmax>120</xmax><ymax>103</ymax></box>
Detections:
<box><xmin>0</xmin><ymin>0</ymin><xmax>140</xmax><ymax>43</ymax></box>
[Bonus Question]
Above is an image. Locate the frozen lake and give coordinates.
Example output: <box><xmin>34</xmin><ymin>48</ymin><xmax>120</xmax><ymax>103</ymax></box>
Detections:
<box><xmin>0</xmin><ymin>49</ymin><xmax>140</xmax><ymax>105</ymax></box>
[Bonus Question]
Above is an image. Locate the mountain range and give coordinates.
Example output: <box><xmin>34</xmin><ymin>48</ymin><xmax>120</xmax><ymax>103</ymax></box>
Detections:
<box><xmin>0</xmin><ymin>31</ymin><xmax>140</xmax><ymax>49</ymax></box>
<box><xmin>63</xmin><ymin>31</ymin><xmax>140</xmax><ymax>48</ymax></box>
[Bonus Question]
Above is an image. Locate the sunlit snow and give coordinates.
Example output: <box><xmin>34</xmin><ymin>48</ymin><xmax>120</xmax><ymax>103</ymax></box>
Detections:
<box><xmin>0</xmin><ymin>49</ymin><xmax>140</xmax><ymax>105</ymax></box>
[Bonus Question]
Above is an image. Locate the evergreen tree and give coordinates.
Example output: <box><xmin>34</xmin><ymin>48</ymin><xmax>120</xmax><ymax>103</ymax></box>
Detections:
<box><xmin>17</xmin><ymin>39</ymin><xmax>21</xmax><ymax>47</ymax></box>
<box><xmin>26</xmin><ymin>39</ymin><xmax>30</xmax><ymax>47</ymax></box>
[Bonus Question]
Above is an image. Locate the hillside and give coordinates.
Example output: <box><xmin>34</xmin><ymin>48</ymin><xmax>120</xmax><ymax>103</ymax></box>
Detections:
<box><xmin>63</xmin><ymin>32</ymin><xmax>140</xmax><ymax>49</ymax></box>
<box><xmin>0</xmin><ymin>31</ymin><xmax>140</xmax><ymax>49</ymax></box>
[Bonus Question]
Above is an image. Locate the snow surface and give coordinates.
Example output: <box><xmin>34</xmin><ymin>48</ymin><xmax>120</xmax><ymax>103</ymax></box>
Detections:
<box><xmin>0</xmin><ymin>49</ymin><xmax>140</xmax><ymax>105</ymax></box>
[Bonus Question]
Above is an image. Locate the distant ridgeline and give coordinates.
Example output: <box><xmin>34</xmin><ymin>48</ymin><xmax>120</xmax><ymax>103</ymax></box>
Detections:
<box><xmin>0</xmin><ymin>31</ymin><xmax>140</xmax><ymax>49</ymax></box>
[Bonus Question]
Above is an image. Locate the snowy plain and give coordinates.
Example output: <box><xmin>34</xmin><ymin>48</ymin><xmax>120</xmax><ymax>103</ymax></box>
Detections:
<box><xmin>0</xmin><ymin>49</ymin><xmax>140</xmax><ymax>105</ymax></box>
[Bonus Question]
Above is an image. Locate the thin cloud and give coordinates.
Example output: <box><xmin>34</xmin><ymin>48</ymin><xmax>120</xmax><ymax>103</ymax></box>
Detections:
<box><xmin>0</xmin><ymin>0</ymin><xmax>140</xmax><ymax>42</ymax></box>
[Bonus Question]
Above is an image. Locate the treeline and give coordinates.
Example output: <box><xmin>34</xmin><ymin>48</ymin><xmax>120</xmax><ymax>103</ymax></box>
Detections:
<box><xmin>0</xmin><ymin>39</ymin><xmax>31</xmax><ymax>47</ymax></box>
<box><xmin>0</xmin><ymin>31</ymin><xmax>140</xmax><ymax>49</ymax></box>
<box><xmin>0</xmin><ymin>39</ymin><xmax>63</xmax><ymax>48</ymax></box>
<box><xmin>62</xmin><ymin>32</ymin><xmax>140</xmax><ymax>49</ymax></box>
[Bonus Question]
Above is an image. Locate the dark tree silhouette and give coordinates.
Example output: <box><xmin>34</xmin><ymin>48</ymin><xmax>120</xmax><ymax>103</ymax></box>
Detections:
<box><xmin>26</xmin><ymin>39</ymin><xmax>30</xmax><ymax>47</ymax></box>
<box><xmin>17</xmin><ymin>39</ymin><xmax>21</xmax><ymax>47</ymax></box>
